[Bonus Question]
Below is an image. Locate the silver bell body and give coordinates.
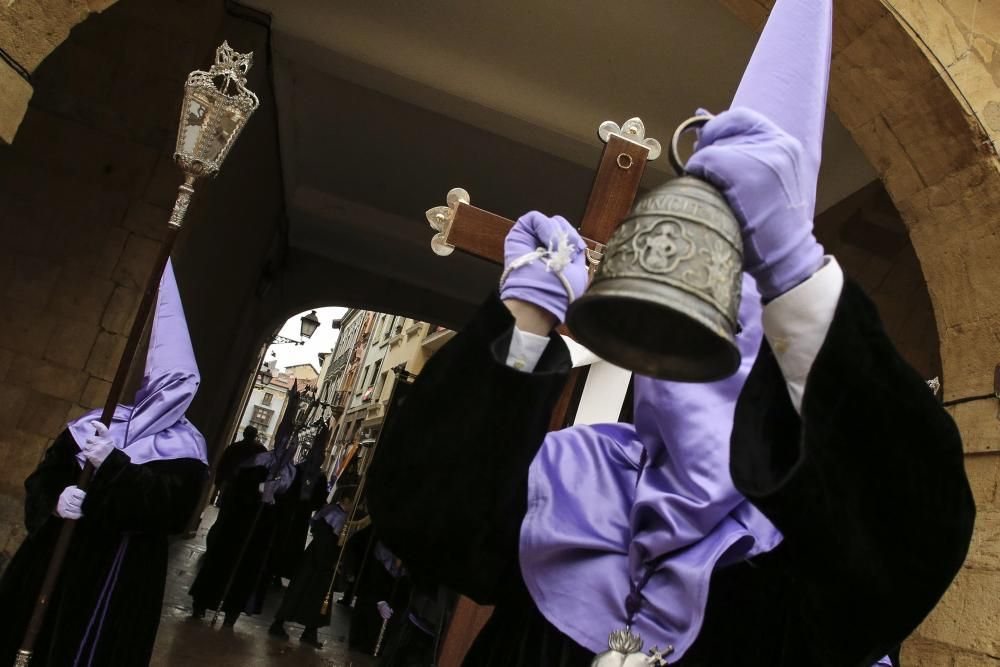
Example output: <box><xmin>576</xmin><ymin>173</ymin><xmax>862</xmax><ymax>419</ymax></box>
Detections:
<box><xmin>566</xmin><ymin>176</ymin><xmax>744</xmax><ymax>382</ymax></box>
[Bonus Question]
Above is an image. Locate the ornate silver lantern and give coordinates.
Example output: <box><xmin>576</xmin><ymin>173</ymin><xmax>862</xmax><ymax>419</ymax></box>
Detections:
<box><xmin>566</xmin><ymin>117</ymin><xmax>744</xmax><ymax>383</ymax></box>
<box><xmin>170</xmin><ymin>41</ymin><xmax>260</xmax><ymax>228</ymax></box>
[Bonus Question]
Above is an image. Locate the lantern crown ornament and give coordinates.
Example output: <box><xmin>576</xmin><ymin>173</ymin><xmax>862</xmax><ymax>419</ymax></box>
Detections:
<box><xmin>174</xmin><ymin>41</ymin><xmax>260</xmax><ymax>179</ymax></box>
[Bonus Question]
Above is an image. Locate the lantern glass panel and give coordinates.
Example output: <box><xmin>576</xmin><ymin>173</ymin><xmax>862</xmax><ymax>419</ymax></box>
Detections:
<box><xmin>179</xmin><ymin>96</ymin><xmax>209</xmax><ymax>156</ymax></box>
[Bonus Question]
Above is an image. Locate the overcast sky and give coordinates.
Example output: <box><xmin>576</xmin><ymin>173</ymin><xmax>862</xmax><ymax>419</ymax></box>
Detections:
<box><xmin>266</xmin><ymin>306</ymin><xmax>348</xmax><ymax>373</ymax></box>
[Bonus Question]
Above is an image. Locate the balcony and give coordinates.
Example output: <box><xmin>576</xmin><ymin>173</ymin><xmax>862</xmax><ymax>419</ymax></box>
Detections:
<box><xmin>422</xmin><ymin>326</ymin><xmax>455</xmax><ymax>353</ymax></box>
<box><xmin>329</xmin><ymin>389</ymin><xmax>349</xmax><ymax>418</ymax></box>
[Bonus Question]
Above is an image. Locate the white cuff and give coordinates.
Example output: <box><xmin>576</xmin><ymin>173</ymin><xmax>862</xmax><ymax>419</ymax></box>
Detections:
<box><xmin>506</xmin><ymin>327</ymin><xmax>551</xmax><ymax>372</ymax></box>
<box><xmin>762</xmin><ymin>256</ymin><xmax>845</xmax><ymax>413</ymax></box>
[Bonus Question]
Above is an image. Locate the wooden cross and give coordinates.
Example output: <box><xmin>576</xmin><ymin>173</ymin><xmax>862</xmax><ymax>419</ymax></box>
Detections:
<box><xmin>424</xmin><ymin>118</ymin><xmax>662</xmax><ymax>667</ymax></box>
<box><xmin>427</xmin><ymin>117</ymin><xmax>661</xmax><ymax>274</ymax></box>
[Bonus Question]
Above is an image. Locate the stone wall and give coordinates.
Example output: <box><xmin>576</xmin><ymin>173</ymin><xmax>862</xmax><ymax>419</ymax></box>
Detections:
<box><xmin>1</xmin><ymin>0</ymin><xmax>998</xmax><ymax>661</ymax></box>
<box><xmin>0</xmin><ymin>0</ymin><xmax>286</xmax><ymax>569</ymax></box>
<box><xmin>0</xmin><ymin>0</ymin><xmax>117</xmax><ymax>142</ymax></box>
<box><xmin>718</xmin><ymin>1</ymin><xmax>1000</xmax><ymax>663</ymax></box>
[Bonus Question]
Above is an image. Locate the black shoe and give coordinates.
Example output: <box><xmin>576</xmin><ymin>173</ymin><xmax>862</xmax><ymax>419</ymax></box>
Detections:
<box><xmin>300</xmin><ymin>629</ymin><xmax>323</xmax><ymax>648</ymax></box>
<box><xmin>223</xmin><ymin>612</ymin><xmax>238</xmax><ymax>627</ymax></box>
<box><xmin>190</xmin><ymin>606</ymin><xmax>206</xmax><ymax>620</ymax></box>
<box><xmin>268</xmin><ymin>621</ymin><xmax>289</xmax><ymax>639</ymax></box>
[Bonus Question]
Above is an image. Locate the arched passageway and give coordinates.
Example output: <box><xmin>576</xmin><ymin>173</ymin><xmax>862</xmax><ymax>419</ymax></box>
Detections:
<box><xmin>0</xmin><ymin>0</ymin><xmax>998</xmax><ymax>662</ymax></box>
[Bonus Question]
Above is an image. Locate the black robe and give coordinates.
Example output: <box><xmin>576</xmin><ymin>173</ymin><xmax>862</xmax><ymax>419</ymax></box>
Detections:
<box><xmin>380</xmin><ymin>584</ymin><xmax>455</xmax><ymax>667</ymax></box>
<box><xmin>0</xmin><ymin>431</ymin><xmax>206</xmax><ymax>666</ymax></box>
<box><xmin>368</xmin><ymin>284</ymin><xmax>975</xmax><ymax>667</ymax></box>
<box><xmin>190</xmin><ymin>462</ymin><xmax>279</xmax><ymax>615</ymax></box>
<box><xmin>348</xmin><ymin>531</ymin><xmax>410</xmax><ymax>655</ymax></box>
<box><xmin>275</xmin><ymin>515</ymin><xmax>341</xmax><ymax>628</ymax></box>
<box><xmin>214</xmin><ymin>438</ymin><xmax>266</xmax><ymax>490</ymax></box>
<box><xmin>268</xmin><ymin>466</ymin><xmax>328</xmax><ymax>582</ymax></box>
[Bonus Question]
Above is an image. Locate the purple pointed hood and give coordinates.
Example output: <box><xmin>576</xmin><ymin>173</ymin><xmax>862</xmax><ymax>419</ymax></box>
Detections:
<box><xmin>519</xmin><ymin>0</ymin><xmax>831</xmax><ymax>658</ymax></box>
<box><xmin>731</xmin><ymin>0</ymin><xmax>831</xmax><ymax>220</ymax></box>
<box><xmin>68</xmin><ymin>259</ymin><xmax>208</xmax><ymax>466</ymax></box>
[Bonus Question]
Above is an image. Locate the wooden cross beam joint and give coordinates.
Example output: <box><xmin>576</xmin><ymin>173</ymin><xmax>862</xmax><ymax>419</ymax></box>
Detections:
<box><xmin>425</xmin><ymin>118</ymin><xmax>662</xmax><ymax>270</ymax></box>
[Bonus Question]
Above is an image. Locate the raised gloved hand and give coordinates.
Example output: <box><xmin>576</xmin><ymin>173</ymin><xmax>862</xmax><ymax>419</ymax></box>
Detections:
<box><xmin>81</xmin><ymin>420</ymin><xmax>117</xmax><ymax>469</ymax></box>
<box><xmin>56</xmin><ymin>485</ymin><xmax>86</xmax><ymax>520</ymax></box>
<box><xmin>685</xmin><ymin>107</ymin><xmax>824</xmax><ymax>300</ymax></box>
<box><xmin>499</xmin><ymin>212</ymin><xmax>589</xmax><ymax>324</ymax></box>
<box><xmin>376</xmin><ymin>600</ymin><xmax>393</xmax><ymax>621</ymax></box>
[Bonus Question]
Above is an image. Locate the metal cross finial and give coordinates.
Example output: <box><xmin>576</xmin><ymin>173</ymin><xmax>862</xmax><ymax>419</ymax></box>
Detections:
<box><xmin>647</xmin><ymin>645</ymin><xmax>673</xmax><ymax>666</ymax></box>
<box><xmin>598</xmin><ymin>118</ymin><xmax>662</xmax><ymax>161</ymax></box>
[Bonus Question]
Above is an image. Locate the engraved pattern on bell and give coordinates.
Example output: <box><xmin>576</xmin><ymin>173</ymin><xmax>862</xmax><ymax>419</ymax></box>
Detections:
<box><xmin>684</xmin><ymin>236</ymin><xmax>742</xmax><ymax>307</ymax></box>
<box><xmin>606</xmin><ymin>219</ymin><xmax>696</xmax><ymax>276</ymax></box>
<box><xmin>592</xmin><ymin>176</ymin><xmax>741</xmax><ymax>322</ymax></box>
<box><xmin>565</xmin><ymin>175</ymin><xmax>744</xmax><ymax>382</ymax></box>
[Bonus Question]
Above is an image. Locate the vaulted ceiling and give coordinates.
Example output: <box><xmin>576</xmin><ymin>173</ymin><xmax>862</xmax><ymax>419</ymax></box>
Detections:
<box><xmin>242</xmin><ymin>0</ymin><xmax>876</xmax><ymax>307</ymax></box>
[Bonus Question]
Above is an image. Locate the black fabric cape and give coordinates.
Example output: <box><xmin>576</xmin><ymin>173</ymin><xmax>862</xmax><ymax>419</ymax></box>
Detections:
<box><xmin>275</xmin><ymin>515</ymin><xmax>340</xmax><ymax>628</ymax></box>
<box><xmin>268</xmin><ymin>466</ymin><xmax>328</xmax><ymax>581</ymax></box>
<box><xmin>190</xmin><ymin>462</ymin><xmax>279</xmax><ymax>615</ymax></box>
<box><xmin>0</xmin><ymin>430</ymin><xmax>206</xmax><ymax>666</ymax></box>
<box><xmin>214</xmin><ymin>437</ymin><xmax>266</xmax><ymax>488</ymax></box>
<box><xmin>368</xmin><ymin>283</ymin><xmax>974</xmax><ymax>667</ymax></box>
<box><xmin>348</xmin><ymin>532</ymin><xmax>410</xmax><ymax>655</ymax></box>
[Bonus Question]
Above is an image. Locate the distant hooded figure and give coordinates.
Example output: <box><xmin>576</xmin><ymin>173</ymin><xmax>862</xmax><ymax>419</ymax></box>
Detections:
<box><xmin>267</xmin><ymin>424</ymin><xmax>330</xmax><ymax>584</ymax></box>
<box><xmin>269</xmin><ymin>484</ymin><xmax>369</xmax><ymax>648</ymax></box>
<box><xmin>215</xmin><ymin>425</ymin><xmax>266</xmax><ymax>493</ymax></box>
<box><xmin>189</xmin><ymin>385</ymin><xmax>301</xmax><ymax>626</ymax></box>
<box><xmin>0</xmin><ymin>260</ymin><xmax>209</xmax><ymax>667</ymax></box>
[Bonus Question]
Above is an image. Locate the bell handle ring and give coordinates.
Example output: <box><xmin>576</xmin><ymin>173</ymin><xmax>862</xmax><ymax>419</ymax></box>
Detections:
<box><xmin>668</xmin><ymin>115</ymin><xmax>714</xmax><ymax>176</ymax></box>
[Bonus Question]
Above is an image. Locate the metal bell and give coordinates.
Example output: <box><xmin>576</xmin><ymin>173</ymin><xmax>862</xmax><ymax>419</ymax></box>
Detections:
<box><xmin>566</xmin><ymin>117</ymin><xmax>743</xmax><ymax>382</ymax></box>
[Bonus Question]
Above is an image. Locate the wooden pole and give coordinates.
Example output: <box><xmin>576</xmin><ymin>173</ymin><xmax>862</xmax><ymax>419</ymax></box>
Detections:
<box><xmin>15</xmin><ymin>179</ymin><xmax>190</xmax><ymax>665</ymax></box>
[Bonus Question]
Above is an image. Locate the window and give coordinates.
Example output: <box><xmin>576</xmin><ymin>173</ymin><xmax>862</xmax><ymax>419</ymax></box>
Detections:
<box><xmin>357</xmin><ymin>365</ymin><xmax>370</xmax><ymax>395</ymax></box>
<box><xmin>375</xmin><ymin>370</ymin><xmax>389</xmax><ymax>398</ymax></box>
<box><xmin>370</xmin><ymin>360</ymin><xmax>382</xmax><ymax>391</ymax></box>
<box><xmin>262</xmin><ymin>392</ymin><xmax>273</xmax><ymax>406</ymax></box>
<box><xmin>250</xmin><ymin>405</ymin><xmax>273</xmax><ymax>428</ymax></box>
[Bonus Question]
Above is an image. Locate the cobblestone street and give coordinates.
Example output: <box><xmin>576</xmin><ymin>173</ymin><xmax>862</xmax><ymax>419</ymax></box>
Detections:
<box><xmin>150</xmin><ymin>507</ymin><xmax>375</xmax><ymax>667</ymax></box>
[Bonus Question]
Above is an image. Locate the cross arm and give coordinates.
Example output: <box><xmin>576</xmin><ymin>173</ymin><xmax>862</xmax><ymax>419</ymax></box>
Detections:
<box><xmin>425</xmin><ymin>118</ymin><xmax>661</xmax><ymax>269</ymax></box>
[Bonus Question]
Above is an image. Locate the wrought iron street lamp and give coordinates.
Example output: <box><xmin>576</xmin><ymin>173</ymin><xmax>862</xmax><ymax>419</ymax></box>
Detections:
<box><xmin>271</xmin><ymin>310</ymin><xmax>328</xmax><ymax>346</ymax></box>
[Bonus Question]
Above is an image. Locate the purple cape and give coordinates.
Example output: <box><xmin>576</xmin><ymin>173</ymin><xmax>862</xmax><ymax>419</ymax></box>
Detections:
<box><xmin>519</xmin><ymin>0</ymin><xmax>832</xmax><ymax>656</ymax></box>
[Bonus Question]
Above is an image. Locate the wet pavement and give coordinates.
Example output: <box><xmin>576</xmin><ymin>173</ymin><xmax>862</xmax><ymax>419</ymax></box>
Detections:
<box><xmin>150</xmin><ymin>506</ymin><xmax>375</xmax><ymax>666</ymax></box>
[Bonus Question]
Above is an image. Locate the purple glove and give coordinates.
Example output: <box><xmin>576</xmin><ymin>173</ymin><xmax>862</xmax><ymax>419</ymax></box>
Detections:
<box><xmin>81</xmin><ymin>420</ymin><xmax>117</xmax><ymax>469</ymax></box>
<box><xmin>499</xmin><ymin>212</ymin><xmax>589</xmax><ymax>324</ymax></box>
<box><xmin>685</xmin><ymin>107</ymin><xmax>824</xmax><ymax>300</ymax></box>
<box><xmin>56</xmin><ymin>485</ymin><xmax>86</xmax><ymax>520</ymax></box>
<box><xmin>376</xmin><ymin>600</ymin><xmax>393</xmax><ymax>620</ymax></box>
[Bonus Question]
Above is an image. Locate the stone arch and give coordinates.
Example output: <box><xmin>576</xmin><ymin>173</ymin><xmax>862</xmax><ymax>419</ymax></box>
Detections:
<box><xmin>719</xmin><ymin>1</ymin><xmax>1000</xmax><ymax>660</ymax></box>
<box><xmin>0</xmin><ymin>0</ymin><xmax>122</xmax><ymax>142</ymax></box>
<box><xmin>3</xmin><ymin>0</ymin><xmax>998</xmax><ymax>660</ymax></box>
